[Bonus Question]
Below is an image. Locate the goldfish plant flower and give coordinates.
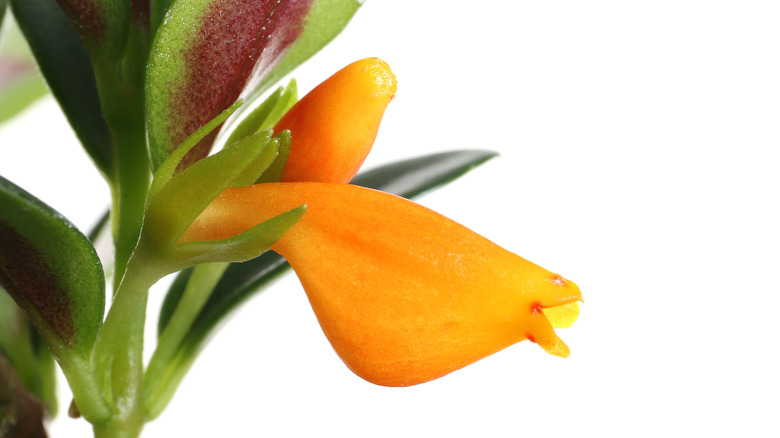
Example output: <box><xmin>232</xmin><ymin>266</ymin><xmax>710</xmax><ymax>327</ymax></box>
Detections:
<box><xmin>180</xmin><ymin>57</ymin><xmax>583</xmax><ymax>387</ymax></box>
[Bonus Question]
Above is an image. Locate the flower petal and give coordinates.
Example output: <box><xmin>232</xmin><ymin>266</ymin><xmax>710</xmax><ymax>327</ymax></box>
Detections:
<box><xmin>275</xmin><ymin>57</ymin><xmax>397</xmax><ymax>183</ymax></box>
<box><xmin>183</xmin><ymin>183</ymin><xmax>581</xmax><ymax>386</ymax></box>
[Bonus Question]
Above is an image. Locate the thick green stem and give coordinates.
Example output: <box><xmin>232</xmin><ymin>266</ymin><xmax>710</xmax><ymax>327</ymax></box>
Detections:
<box><xmin>92</xmin><ymin>20</ymin><xmax>151</xmax><ymax>292</ymax></box>
<box><xmin>93</xmin><ymin>253</ymin><xmax>159</xmax><ymax>438</ymax></box>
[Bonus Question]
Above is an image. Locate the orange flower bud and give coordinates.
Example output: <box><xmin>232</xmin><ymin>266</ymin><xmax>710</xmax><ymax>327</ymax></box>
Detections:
<box><xmin>182</xmin><ymin>183</ymin><xmax>581</xmax><ymax>387</ymax></box>
<box><xmin>274</xmin><ymin>58</ymin><xmax>397</xmax><ymax>183</ymax></box>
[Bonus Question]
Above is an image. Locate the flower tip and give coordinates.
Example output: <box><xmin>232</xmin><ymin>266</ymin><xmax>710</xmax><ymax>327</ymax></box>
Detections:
<box><xmin>363</xmin><ymin>57</ymin><xmax>397</xmax><ymax>98</ymax></box>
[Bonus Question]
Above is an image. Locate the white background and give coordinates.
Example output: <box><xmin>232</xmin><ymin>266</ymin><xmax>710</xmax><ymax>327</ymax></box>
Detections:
<box><xmin>2</xmin><ymin>1</ymin><xmax>779</xmax><ymax>436</ymax></box>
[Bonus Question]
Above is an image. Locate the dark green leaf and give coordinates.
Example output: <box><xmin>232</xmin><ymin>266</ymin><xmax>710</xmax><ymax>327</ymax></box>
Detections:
<box><xmin>350</xmin><ymin>149</ymin><xmax>498</xmax><ymax>198</ymax></box>
<box><xmin>0</xmin><ymin>175</ymin><xmax>105</xmax><ymax>361</ymax></box>
<box><xmin>10</xmin><ymin>0</ymin><xmax>115</xmax><ymax>179</ymax></box>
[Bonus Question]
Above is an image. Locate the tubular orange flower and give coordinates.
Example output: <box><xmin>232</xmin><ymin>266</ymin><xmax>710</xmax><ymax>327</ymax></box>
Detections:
<box><xmin>181</xmin><ymin>183</ymin><xmax>581</xmax><ymax>387</ymax></box>
<box><xmin>274</xmin><ymin>57</ymin><xmax>397</xmax><ymax>183</ymax></box>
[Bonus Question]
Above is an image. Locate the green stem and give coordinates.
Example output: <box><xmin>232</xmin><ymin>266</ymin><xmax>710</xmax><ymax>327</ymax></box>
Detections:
<box><xmin>92</xmin><ymin>20</ymin><xmax>151</xmax><ymax>292</ymax></box>
<box><xmin>93</xmin><ymin>253</ymin><xmax>158</xmax><ymax>438</ymax></box>
<box><xmin>143</xmin><ymin>262</ymin><xmax>229</xmax><ymax>419</ymax></box>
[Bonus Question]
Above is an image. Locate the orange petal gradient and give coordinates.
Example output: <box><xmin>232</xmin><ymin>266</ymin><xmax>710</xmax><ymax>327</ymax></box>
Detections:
<box><xmin>275</xmin><ymin>58</ymin><xmax>397</xmax><ymax>183</ymax></box>
<box><xmin>181</xmin><ymin>183</ymin><xmax>581</xmax><ymax>386</ymax></box>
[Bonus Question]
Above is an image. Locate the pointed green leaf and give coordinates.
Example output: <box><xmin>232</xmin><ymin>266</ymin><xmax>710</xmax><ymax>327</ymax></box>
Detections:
<box><xmin>10</xmin><ymin>0</ymin><xmax>115</xmax><ymax>179</ymax></box>
<box><xmin>224</xmin><ymin>80</ymin><xmax>298</xmax><ymax>146</ymax></box>
<box><xmin>350</xmin><ymin>149</ymin><xmax>499</xmax><ymax>198</ymax></box>
<box><xmin>143</xmin><ymin>131</ymin><xmax>276</xmax><ymax>248</ymax></box>
<box><xmin>228</xmin><ymin>133</ymin><xmax>280</xmax><ymax>187</ymax></box>
<box><xmin>149</xmin><ymin>100</ymin><xmax>243</xmax><ymax>200</ymax></box>
<box><xmin>0</xmin><ymin>176</ymin><xmax>105</xmax><ymax>361</ymax></box>
<box><xmin>174</xmin><ymin>205</ymin><xmax>304</xmax><ymax>265</ymax></box>
<box><xmin>145</xmin><ymin>0</ymin><xmax>317</xmax><ymax>171</ymax></box>
<box><xmin>255</xmin><ymin>130</ymin><xmax>291</xmax><ymax>184</ymax></box>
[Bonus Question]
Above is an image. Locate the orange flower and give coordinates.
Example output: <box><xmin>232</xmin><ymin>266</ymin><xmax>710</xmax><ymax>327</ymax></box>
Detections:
<box><xmin>274</xmin><ymin>57</ymin><xmax>397</xmax><ymax>184</ymax></box>
<box><xmin>181</xmin><ymin>183</ymin><xmax>581</xmax><ymax>386</ymax></box>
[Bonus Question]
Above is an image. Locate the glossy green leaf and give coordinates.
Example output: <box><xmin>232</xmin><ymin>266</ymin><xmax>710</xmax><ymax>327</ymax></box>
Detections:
<box><xmin>146</xmin><ymin>0</ymin><xmax>360</xmax><ymax>172</ymax></box>
<box><xmin>146</xmin><ymin>0</ymin><xmax>316</xmax><ymax>171</ymax></box>
<box><xmin>350</xmin><ymin>149</ymin><xmax>498</xmax><ymax>198</ymax></box>
<box><xmin>10</xmin><ymin>0</ymin><xmax>115</xmax><ymax>179</ymax></box>
<box><xmin>0</xmin><ymin>175</ymin><xmax>105</xmax><ymax>361</ymax></box>
<box><xmin>150</xmin><ymin>150</ymin><xmax>497</xmax><ymax>412</ymax></box>
<box><xmin>143</xmin><ymin>131</ymin><xmax>276</xmax><ymax>249</ymax></box>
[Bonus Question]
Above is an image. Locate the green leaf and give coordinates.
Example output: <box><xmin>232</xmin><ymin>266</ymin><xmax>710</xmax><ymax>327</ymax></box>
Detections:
<box><xmin>175</xmin><ymin>205</ymin><xmax>305</xmax><ymax>265</ymax></box>
<box><xmin>224</xmin><ymin>81</ymin><xmax>298</xmax><ymax>147</ymax></box>
<box><xmin>0</xmin><ymin>175</ymin><xmax>105</xmax><ymax>361</ymax></box>
<box><xmin>255</xmin><ymin>130</ymin><xmax>291</xmax><ymax>184</ymax></box>
<box><xmin>10</xmin><ymin>0</ymin><xmax>115</xmax><ymax>179</ymax></box>
<box><xmin>146</xmin><ymin>0</ymin><xmax>360</xmax><ymax>172</ymax></box>
<box><xmin>143</xmin><ymin>131</ymin><xmax>277</xmax><ymax>250</ymax></box>
<box><xmin>149</xmin><ymin>100</ymin><xmax>243</xmax><ymax>201</ymax></box>
<box><xmin>229</xmin><ymin>0</ymin><xmax>362</xmax><ymax>130</ymax></box>
<box><xmin>146</xmin><ymin>0</ymin><xmax>314</xmax><ymax>171</ymax></box>
<box><xmin>350</xmin><ymin>149</ymin><xmax>499</xmax><ymax>198</ymax></box>
<box><xmin>149</xmin><ymin>150</ymin><xmax>497</xmax><ymax>414</ymax></box>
